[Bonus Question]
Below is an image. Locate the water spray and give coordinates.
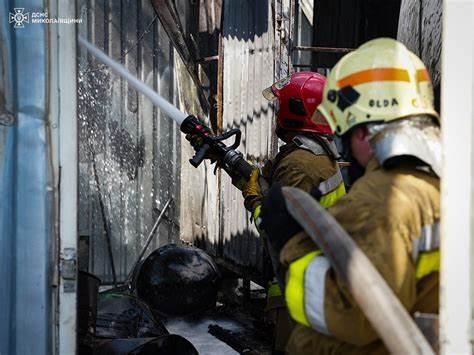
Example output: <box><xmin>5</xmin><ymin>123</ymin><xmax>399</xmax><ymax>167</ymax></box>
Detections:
<box><xmin>78</xmin><ymin>35</ymin><xmax>257</xmax><ymax>188</ymax></box>
<box><xmin>78</xmin><ymin>35</ymin><xmax>187</xmax><ymax>126</ymax></box>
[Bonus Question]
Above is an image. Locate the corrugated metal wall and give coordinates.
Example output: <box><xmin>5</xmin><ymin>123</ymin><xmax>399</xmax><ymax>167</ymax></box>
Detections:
<box><xmin>78</xmin><ymin>0</ymin><xmax>284</xmax><ymax>281</ymax></box>
<box><xmin>397</xmin><ymin>0</ymin><xmax>442</xmax><ymax>107</ymax></box>
<box><xmin>219</xmin><ymin>0</ymin><xmax>277</xmax><ymax>274</ymax></box>
<box><xmin>77</xmin><ymin>0</ymin><xmax>181</xmax><ymax>283</ymax></box>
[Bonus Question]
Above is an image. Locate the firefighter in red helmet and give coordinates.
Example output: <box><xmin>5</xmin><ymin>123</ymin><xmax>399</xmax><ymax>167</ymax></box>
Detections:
<box><xmin>241</xmin><ymin>72</ymin><xmax>346</xmax><ymax>353</ymax></box>
<box><xmin>262</xmin><ymin>71</ymin><xmax>332</xmax><ymax>138</ymax></box>
<box><xmin>186</xmin><ymin>71</ymin><xmax>345</xmax><ymax>352</ymax></box>
<box><xmin>244</xmin><ymin>71</ymin><xmax>345</xmax><ymax>223</ymax></box>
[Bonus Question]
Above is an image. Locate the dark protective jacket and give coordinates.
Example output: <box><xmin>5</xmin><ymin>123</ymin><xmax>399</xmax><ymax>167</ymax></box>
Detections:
<box><xmin>258</xmin><ymin>135</ymin><xmax>345</xmax><ymax>352</ymax></box>
<box><xmin>263</xmin><ymin>135</ymin><xmax>345</xmax><ymax>206</ymax></box>
<box><xmin>280</xmin><ymin>158</ymin><xmax>440</xmax><ymax>354</ymax></box>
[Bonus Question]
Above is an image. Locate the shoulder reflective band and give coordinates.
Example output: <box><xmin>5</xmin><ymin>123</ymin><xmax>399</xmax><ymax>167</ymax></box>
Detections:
<box><xmin>412</xmin><ymin>222</ymin><xmax>440</xmax><ymax>260</ymax></box>
<box><xmin>285</xmin><ymin>250</ymin><xmax>322</xmax><ymax>327</ymax></box>
<box><xmin>416</xmin><ymin>250</ymin><xmax>440</xmax><ymax>280</ymax></box>
<box><xmin>319</xmin><ymin>183</ymin><xmax>346</xmax><ymax>208</ymax></box>
<box><xmin>318</xmin><ymin>170</ymin><xmax>346</xmax><ymax>209</ymax></box>
<box><xmin>318</xmin><ymin>170</ymin><xmax>344</xmax><ymax>195</ymax></box>
<box><xmin>412</xmin><ymin>222</ymin><xmax>440</xmax><ymax>279</ymax></box>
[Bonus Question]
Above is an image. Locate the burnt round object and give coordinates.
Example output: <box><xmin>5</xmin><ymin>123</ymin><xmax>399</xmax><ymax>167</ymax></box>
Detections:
<box><xmin>95</xmin><ymin>292</ymin><xmax>168</xmax><ymax>339</ymax></box>
<box><xmin>135</xmin><ymin>244</ymin><xmax>220</xmax><ymax>315</ymax></box>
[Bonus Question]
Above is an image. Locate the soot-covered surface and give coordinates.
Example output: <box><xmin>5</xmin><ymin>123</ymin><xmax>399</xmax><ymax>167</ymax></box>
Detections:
<box><xmin>164</xmin><ymin>304</ymin><xmax>272</xmax><ymax>355</ymax></box>
<box><xmin>164</xmin><ymin>315</ymin><xmax>241</xmax><ymax>355</ymax></box>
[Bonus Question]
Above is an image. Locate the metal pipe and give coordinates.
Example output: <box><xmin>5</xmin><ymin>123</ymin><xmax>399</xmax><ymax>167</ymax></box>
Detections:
<box><xmin>196</xmin><ymin>55</ymin><xmax>219</xmax><ymax>63</ymax></box>
<box><xmin>282</xmin><ymin>186</ymin><xmax>434</xmax><ymax>355</ymax></box>
<box><xmin>78</xmin><ymin>35</ymin><xmax>188</xmax><ymax>126</ymax></box>
<box><xmin>92</xmin><ymin>156</ymin><xmax>117</xmax><ymax>287</ymax></box>
<box><xmin>125</xmin><ymin>198</ymin><xmax>173</xmax><ymax>286</ymax></box>
<box><xmin>292</xmin><ymin>45</ymin><xmax>354</xmax><ymax>53</ymax></box>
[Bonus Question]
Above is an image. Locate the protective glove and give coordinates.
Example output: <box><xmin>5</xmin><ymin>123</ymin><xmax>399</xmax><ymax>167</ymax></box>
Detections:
<box><xmin>261</xmin><ymin>183</ymin><xmax>303</xmax><ymax>256</ymax></box>
<box><xmin>242</xmin><ymin>169</ymin><xmax>264</xmax><ymax>213</ymax></box>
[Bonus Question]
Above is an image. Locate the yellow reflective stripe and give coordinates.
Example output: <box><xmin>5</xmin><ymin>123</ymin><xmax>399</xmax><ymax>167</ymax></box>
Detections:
<box><xmin>252</xmin><ymin>204</ymin><xmax>264</xmax><ymax>232</ymax></box>
<box><xmin>285</xmin><ymin>250</ymin><xmax>322</xmax><ymax>326</ymax></box>
<box><xmin>319</xmin><ymin>183</ymin><xmax>346</xmax><ymax>208</ymax></box>
<box><xmin>318</xmin><ymin>170</ymin><xmax>344</xmax><ymax>195</ymax></box>
<box><xmin>416</xmin><ymin>250</ymin><xmax>440</xmax><ymax>280</ymax></box>
<box><xmin>252</xmin><ymin>204</ymin><xmax>262</xmax><ymax>221</ymax></box>
<box><xmin>268</xmin><ymin>282</ymin><xmax>283</xmax><ymax>297</ymax></box>
<box><xmin>304</xmin><ymin>256</ymin><xmax>331</xmax><ymax>334</ymax></box>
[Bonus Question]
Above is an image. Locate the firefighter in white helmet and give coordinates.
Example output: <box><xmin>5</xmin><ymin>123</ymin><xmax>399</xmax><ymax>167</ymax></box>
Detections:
<box><xmin>261</xmin><ymin>38</ymin><xmax>441</xmax><ymax>354</ymax></box>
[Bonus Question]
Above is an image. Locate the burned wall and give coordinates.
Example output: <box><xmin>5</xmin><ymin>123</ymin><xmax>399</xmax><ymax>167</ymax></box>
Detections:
<box><xmin>177</xmin><ymin>0</ymin><xmax>277</xmax><ymax>279</ymax></box>
<box><xmin>77</xmin><ymin>0</ymin><xmax>181</xmax><ymax>283</ymax></box>
<box><xmin>218</xmin><ymin>0</ymin><xmax>276</xmax><ymax>275</ymax></box>
<box><xmin>397</xmin><ymin>0</ymin><xmax>442</xmax><ymax>109</ymax></box>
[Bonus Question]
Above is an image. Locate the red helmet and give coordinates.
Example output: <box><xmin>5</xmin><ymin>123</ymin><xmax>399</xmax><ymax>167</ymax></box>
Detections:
<box><xmin>262</xmin><ymin>71</ymin><xmax>332</xmax><ymax>136</ymax></box>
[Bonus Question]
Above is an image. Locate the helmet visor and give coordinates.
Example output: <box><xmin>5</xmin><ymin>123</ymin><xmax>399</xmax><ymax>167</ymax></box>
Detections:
<box><xmin>262</xmin><ymin>75</ymin><xmax>292</xmax><ymax>101</ymax></box>
<box><xmin>262</xmin><ymin>86</ymin><xmax>277</xmax><ymax>101</ymax></box>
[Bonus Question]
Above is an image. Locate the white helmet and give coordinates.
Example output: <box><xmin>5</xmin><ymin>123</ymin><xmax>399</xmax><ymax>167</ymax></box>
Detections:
<box><xmin>318</xmin><ymin>38</ymin><xmax>439</xmax><ymax>136</ymax></box>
